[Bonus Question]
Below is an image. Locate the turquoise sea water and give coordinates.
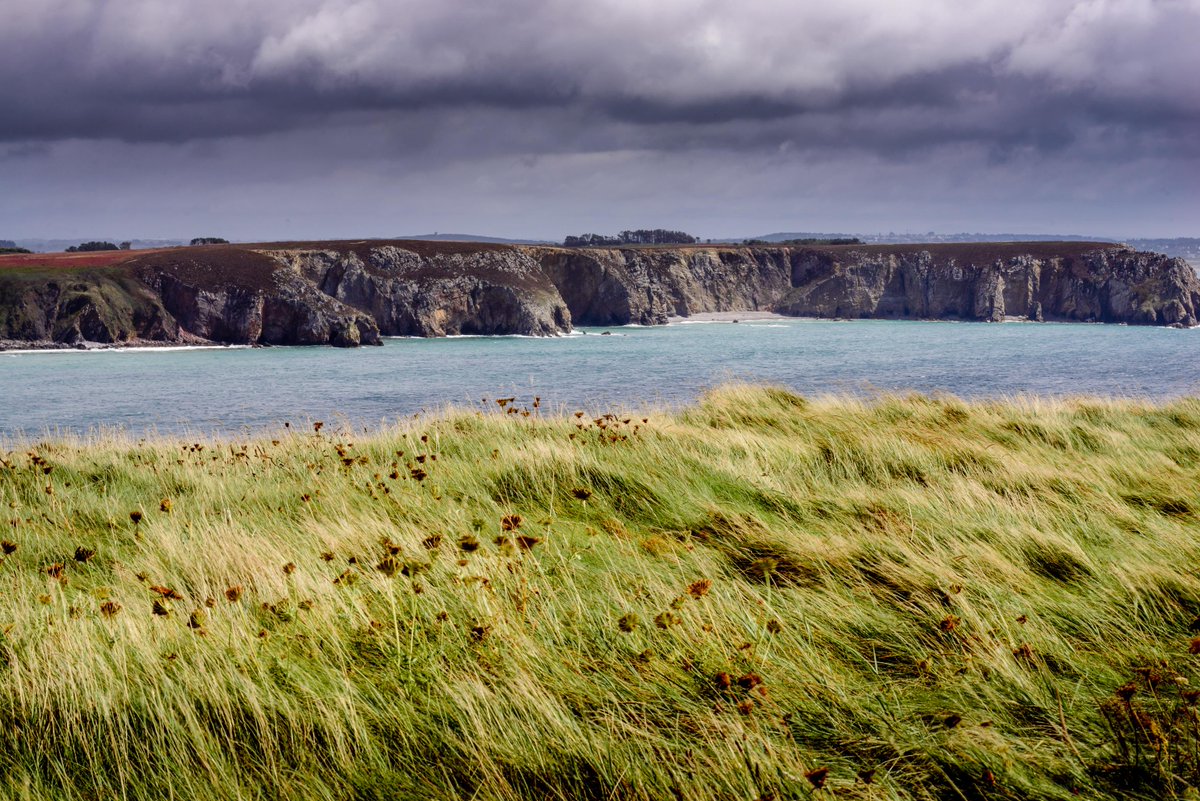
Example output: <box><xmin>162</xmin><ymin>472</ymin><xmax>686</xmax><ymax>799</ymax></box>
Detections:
<box><xmin>1</xmin><ymin>318</ymin><xmax>1197</xmax><ymax>437</ymax></box>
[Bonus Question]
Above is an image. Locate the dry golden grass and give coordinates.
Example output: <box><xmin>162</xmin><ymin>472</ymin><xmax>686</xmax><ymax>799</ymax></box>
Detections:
<box><xmin>2</xmin><ymin>385</ymin><xmax>1200</xmax><ymax>799</ymax></box>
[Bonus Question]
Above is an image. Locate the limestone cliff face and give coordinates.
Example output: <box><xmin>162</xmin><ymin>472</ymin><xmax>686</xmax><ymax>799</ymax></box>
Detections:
<box><xmin>132</xmin><ymin>249</ymin><xmax>382</xmax><ymax>347</ymax></box>
<box><xmin>3</xmin><ymin>240</ymin><xmax>1197</xmax><ymax>351</ymax></box>
<box><xmin>265</xmin><ymin>244</ymin><xmax>570</xmax><ymax>336</ymax></box>
<box><xmin>775</xmin><ymin>244</ymin><xmax>1200</xmax><ymax>326</ymax></box>
<box><xmin>535</xmin><ymin>247</ymin><xmax>792</xmax><ymax>325</ymax></box>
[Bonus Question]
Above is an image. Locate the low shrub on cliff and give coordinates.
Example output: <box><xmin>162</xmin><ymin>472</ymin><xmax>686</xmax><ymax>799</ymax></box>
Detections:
<box><xmin>1</xmin><ymin>386</ymin><xmax>1200</xmax><ymax>799</ymax></box>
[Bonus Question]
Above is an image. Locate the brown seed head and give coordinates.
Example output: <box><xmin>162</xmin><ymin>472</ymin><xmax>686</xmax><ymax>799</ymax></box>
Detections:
<box><xmin>159</xmin><ymin>498</ymin><xmax>173</xmax><ymax>513</ymax></box>
<box><xmin>1</xmin><ymin>540</ymin><xmax>16</xmax><ymax>555</ymax></box>
<box><xmin>687</xmin><ymin>579</ymin><xmax>712</xmax><ymax>598</ymax></box>
<box><xmin>73</xmin><ymin>546</ymin><xmax>95</xmax><ymax>563</ymax></box>
<box><xmin>130</xmin><ymin>511</ymin><xmax>143</xmax><ymax>524</ymax></box>
<box><xmin>225</xmin><ymin>586</ymin><xmax>243</xmax><ymax>603</ymax></box>
<box><xmin>501</xmin><ymin>514</ymin><xmax>523</xmax><ymax>531</ymax></box>
<box><xmin>100</xmin><ymin>600</ymin><xmax>122</xmax><ymax>618</ymax></box>
<box><xmin>805</xmin><ymin>768</ymin><xmax>829</xmax><ymax>790</ymax></box>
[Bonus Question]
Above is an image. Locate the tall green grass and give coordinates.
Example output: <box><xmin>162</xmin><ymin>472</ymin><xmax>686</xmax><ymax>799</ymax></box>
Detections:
<box><xmin>3</xmin><ymin>385</ymin><xmax>1200</xmax><ymax>800</ymax></box>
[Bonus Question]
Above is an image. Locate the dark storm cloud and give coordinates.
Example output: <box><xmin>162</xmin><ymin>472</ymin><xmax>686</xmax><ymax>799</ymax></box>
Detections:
<box><xmin>3</xmin><ymin>0</ymin><xmax>1197</xmax><ymax>164</ymax></box>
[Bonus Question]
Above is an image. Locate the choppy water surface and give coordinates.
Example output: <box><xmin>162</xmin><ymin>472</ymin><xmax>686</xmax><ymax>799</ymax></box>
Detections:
<box><xmin>2</xmin><ymin>318</ymin><xmax>1197</xmax><ymax>436</ymax></box>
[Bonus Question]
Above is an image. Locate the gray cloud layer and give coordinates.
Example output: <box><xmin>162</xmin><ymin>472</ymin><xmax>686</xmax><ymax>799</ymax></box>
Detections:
<box><xmin>3</xmin><ymin>0</ymin><xmax>1198</xmax><ymax>238</ymax></box>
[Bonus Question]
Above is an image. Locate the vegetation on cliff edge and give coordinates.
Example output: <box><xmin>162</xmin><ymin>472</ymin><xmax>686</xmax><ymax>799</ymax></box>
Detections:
<box><xmin>2</xmin><ymin>386</ymin><xmax>1200</xmax><ymax>799</ymax></box>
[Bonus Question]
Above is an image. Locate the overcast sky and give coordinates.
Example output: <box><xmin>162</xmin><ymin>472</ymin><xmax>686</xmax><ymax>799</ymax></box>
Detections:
<box><xmin>2</xmin><ymin>0</ymin><xmax>1198</xmax><ymax>241</ymax></box>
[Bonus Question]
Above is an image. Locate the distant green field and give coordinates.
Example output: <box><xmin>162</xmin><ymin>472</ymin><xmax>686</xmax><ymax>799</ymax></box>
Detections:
<box><xmin>2</xmin><ymin>385</ymin><xmax>1200</xmax><ymax>799</ymax></box>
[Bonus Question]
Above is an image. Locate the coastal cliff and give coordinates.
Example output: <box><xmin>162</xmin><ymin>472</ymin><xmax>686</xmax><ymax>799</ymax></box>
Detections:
<box><xmin>1</xmin><ymin>239</ymin><xmax>1196</xmax><ymax>349</ymax></box>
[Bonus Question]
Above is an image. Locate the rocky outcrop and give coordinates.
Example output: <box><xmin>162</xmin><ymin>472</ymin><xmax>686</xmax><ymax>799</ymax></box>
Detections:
<box><xmin>535</xmin><ymin>247</ymin><xmax>792</xmax><ymax>325</ymax></box>
<box><xmin>775</xmin><ymin>244</ymin><xmax>1200</xmax><ymax>326</ymax></box>
<box><xmin>266</xmin><ymin>245</ymin><xmax>570</xmax><ymax>336</ymax></box>
<box><xmin>2</xmin><ymin>239</ymin><xmax>1197</xmax><ymax>351</ymax></box>
<box><xmin>132</xmin><ymin>248</ymin><xmax>382</xmax><ymax>347</ymax></box>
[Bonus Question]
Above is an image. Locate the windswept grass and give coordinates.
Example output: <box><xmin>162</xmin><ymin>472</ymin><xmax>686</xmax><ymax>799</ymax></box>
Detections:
<box><xmin>2</xmin><ymin>385</ymin><xmax>1200</xmax><ymax>800</ymax></box>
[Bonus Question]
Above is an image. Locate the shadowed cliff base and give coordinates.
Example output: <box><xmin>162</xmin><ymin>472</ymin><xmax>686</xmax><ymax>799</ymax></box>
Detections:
<box><xmin>1</xmin><ymin>238</ymin><xmax>1197</xmax><ymax>349</ymax></box>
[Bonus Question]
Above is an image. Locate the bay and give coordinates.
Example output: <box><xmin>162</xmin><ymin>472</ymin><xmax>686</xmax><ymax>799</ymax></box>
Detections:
<box><xmin>1</xmin><ymin>318</ymin><xmax>1197</xmax><ymax>437</ymax></box>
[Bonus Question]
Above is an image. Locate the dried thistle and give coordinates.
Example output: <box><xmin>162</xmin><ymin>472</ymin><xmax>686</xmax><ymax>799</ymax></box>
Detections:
<box><xmin>225</xmin><ymin>586</ymin><xmax>243</xmax><ymax>603</ymax></box>
<box><xmin>515</xmin><ymin>535</ymin><xmax>540</xmax><ymax>551</ymax></box>
<box><xmin>73</xmin><ymin>546</ymin><xmax>95</xmax><ymax>563</ymax></box>
<box><xmin>687</xmin><ymin>579</ymin><xmax>712</xmax><ymax>598</ymax></box>
<box><xmin>99</xmin><ymin>600</ymin><xmax>122</xmax><ymax>618</ymax></box>
<box><xmin>501</xmin><ymin>514</ymin><xmax>523</xmax><ymax>531</ymax></box>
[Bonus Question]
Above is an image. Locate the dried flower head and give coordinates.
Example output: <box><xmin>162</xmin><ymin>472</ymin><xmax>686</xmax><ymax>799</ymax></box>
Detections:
<box><xmin>225</xmin><ymin>586</ymin><xmax>243</xmax><ymax>603</ymax></box>
<box><xmin>617</xmin><ymin>613</ymin><xmax>639</xmax><ymax>633</ymax></box>
<box><xmin>282</xmin><ymin>562</ymin><xmax>296</xmax><ymax>575</ymax></box>
<box><xmin>320</xmin><ymin>551</ymin><xmax>335</xmax><ymax>562</ymax></box>
<box><xmin>501</xmin><ymin>514</ymin><xmax>523</xmax><ymax>531</ymax></box>
<box><xmin>99</xmin><ymin>600</ymin><xmax>122</xmax><ymax>618</ymax></box>
<box><xmin>377</xmin><ymin>557</ymin><xmax>399</xmax><ymax>577</ymax></box>
<box><xmin>130</xmin><ymin>510</ymin><xmax>143</xmax><ymax>524</ymax></box>
<box><xmin>939</xmin><ymin>615</ymin><xmax>960</xmax><ymax>633</ymax></box>
<box><xmin>766</xmin><ymin>619</ymin><xmax>784</xmax><ymax>634</ymax></box>
<box><xmin>805</xmin><ymin>768</ymin><xmax>829</xmax><ymax>790</ymax></box>
<box><xmin>45</xmin><ymin>563</ymin><xmax>65</xmax><ymax>578</ymax></box>
<box><xmin>150</xmin><ymin>586</ymin><xmax>183</xmax><ymax>601</ymax></box>
<box><xmin>459</xmin><ymin>535</ymin><xmax>480</xmax><ymax>552</ymax></box>
<box><xmin>570</xmin><ymin>487</ymin><xmax>592</xmax><ymax>501</ymax></box>
<box><xmin>687</xmin><ymin>579</ymin><xmax>712</xmax><ymax>598</ymax></box>
<box><xmin>188</xmin><ymin>609</ymin><xmax>206</xmax><ymax>629</ymax></box>
<box><xmin>159</xmin><ymin>498</ymin><xmax>173</xmax><ymax>513</ymax></box>
<box><xmin>421</xmin><ymin>534</ymin><xmax>443</xmax><ymax>550</ymax></box>
<box><xmin>515</xmin><ymin>535</ymin><xmax>540</xmax><ymax>551</ymax></box>
<box><xmin>74</xmin><ymin>547</ymin><xmax>95</xmax><ymax>563</ymax></box>
<box><xmin>737</xmin><ymin>673</ymin><xmax>764</xmax><ymax>690</ymax></box>
<box><xmin>152</xmin><ymin>599</ymin><xmax>170</xmax><ymax>617</ymax></box>
<box><xmin>1</xmin><ymin>540</ymin><xmax>16</xmax><ymax>555</ymax></box>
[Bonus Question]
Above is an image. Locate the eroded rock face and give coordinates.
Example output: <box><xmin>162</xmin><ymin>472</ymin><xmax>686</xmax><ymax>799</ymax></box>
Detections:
<box><xmin>535</xmin><ymin>247</ymin><xmax>792</xmax><ymax>325</ymax></box>
<box><xmin>266</xmin><ymin>245</ymin><xmax>571</xmax><ymax>336</ymax></box>
<box><xmin>775</xmin><ymin>246</ymin><xmax>1200</xmax><ymax>326</ymax></box>
<box><xmin>134</xmin><ymin>248</ymin><xmax>382</xmax><ymax>347</ymax></box>
<box><xmin>3</xmin><ymin>240</ymin><xmax>1196</xmax><ymax>351</ymax></box>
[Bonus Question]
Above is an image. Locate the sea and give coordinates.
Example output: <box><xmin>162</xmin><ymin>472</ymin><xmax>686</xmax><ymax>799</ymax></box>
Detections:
<box><xmin>1</xmin><ymin>318</ymin><xmax>1197</xmax><ymax>438</ymax></box>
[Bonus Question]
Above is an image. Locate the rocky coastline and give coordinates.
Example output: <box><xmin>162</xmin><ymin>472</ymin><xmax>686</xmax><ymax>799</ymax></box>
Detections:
<box><xmin>1</xmin><ymin>239</ymin><xmax>1197</xmax><ymax>349</ymax></box>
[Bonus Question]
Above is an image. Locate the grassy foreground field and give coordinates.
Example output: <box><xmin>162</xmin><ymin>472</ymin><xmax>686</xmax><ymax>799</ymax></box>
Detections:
<box><xmin>3</xmin><ymin>386</ymin><xmax>1200</xmax><ymax>800</ymax></box>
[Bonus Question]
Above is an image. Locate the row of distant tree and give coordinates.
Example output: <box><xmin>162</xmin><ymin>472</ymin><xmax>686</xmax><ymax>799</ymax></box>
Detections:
<box><xmin>563</xmin><ymin>229</ymin><xmax>698</xmax><ymax>247</ymax></box>
<box><xmin>66</xmin><ymin>241</ymin><xmax>130</xmax><ymax>252</ymax></box>
<box><xmin>741</xmin><ymin>237</ymin><xmax>862</xmax><ymax>246</ymax></box>
<box><xmin>56</xmin><ymin>237</ymin><xmax>228</xmax><ymax>253</ymax></box>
